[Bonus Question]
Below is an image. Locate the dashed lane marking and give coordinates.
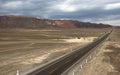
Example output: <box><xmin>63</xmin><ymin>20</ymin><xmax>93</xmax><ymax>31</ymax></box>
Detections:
<box><xmin>65</xmin><ymin>60</ymin><xmax>71</xmax><ymax>64</ymax></box>
<box><xmin>49</xmin><ymin>68</ymin><xmax>58</xmax><ymax>74</ymax></box>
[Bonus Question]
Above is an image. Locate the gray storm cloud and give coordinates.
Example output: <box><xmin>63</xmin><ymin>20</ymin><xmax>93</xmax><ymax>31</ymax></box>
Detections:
<box><xmin>0</xmin><ymin>0</ymin><xmax>120</xmax><ymax>26</ymax></box>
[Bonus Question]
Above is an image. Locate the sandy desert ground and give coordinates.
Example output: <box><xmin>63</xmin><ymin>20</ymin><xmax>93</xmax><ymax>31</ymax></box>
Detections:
<box><xmin>0</xmin><ymin>28</ymin><xmax>109</xmax><ymax>75</ymax></box>
<box><xmin>76</xmin><ymin>28</ymin><xmax>120</xmax><ymax>75</ymax></box>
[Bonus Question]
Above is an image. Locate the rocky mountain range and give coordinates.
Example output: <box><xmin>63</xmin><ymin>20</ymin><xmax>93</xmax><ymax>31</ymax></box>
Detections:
<box><xmin>0</xmin><ymin>15</ymin><xmax>112</xmax><ymax>29</ymax></box>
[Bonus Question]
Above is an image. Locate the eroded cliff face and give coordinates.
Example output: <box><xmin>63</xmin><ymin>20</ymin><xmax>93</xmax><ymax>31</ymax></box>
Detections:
<box><xmin>0</xmin><ymin>15</ymin><xmax>112</xmax><ymax>29</ymax></box>
<box><xmin>0</xmin><ymin>15</ymin><xmax>54</xmax><ymax>29</ymax></box>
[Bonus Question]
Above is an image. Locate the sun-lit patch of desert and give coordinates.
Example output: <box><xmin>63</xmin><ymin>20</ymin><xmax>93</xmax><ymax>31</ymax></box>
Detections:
<box><xmin>0</xmin><ymin>28</ymin><xmax>109</xmax><ymax>75</ymax></box>
<box><xmin>76</xmin><ymin>28</ymin><xmax>120</xmax><ymax>75</ymax></box>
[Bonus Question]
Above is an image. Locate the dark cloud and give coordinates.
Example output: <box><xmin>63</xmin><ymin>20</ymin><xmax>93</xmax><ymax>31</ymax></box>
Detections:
<box><xmin>49</xmin><ymin>8</ymin><xmax>120</xmax><ymax>21</ymax></box>
<box><xmin>0</xmin><ymin>0</ymin><xmax>120</xmax><ymax>25</ymax></box>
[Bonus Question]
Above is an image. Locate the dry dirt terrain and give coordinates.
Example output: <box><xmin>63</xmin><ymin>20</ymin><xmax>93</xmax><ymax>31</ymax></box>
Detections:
<box><xmin>76</xmin><ymin>28</ymin><xmax>120</xmax><ymax>75</ymax></box>
<box><xmin>0</xmin><ymin>28</ymin><xmax>108</xmax><ymax>75</ymax></box>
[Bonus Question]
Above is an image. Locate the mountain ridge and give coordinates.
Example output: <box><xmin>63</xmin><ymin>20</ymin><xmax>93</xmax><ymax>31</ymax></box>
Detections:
<box><xmin>0</xmin><ymin>15</ymin><xmax>112</xmax><ymax>29</ymax></box>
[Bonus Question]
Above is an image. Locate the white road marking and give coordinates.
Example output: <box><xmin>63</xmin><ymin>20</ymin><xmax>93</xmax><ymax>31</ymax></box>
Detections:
<box><xmin>90</xmin><ymin>56</ymin><xmax>91</xmax><ymax>59</ymax></box>
<box><xmin>73</xmin><ymin>70</ymin><xmax>75</xmax><ymax>75</ymax></box>
<box><xmin>73</xmin><ymin>71</ymin><xmax>75</xmax><ymax>75</ymax></box>
<box><xmin>85</xmin><ymin>59</ymin><xmax>88</xmax><ymax>63</ymax></box>
<box><xmin>80</xmin><ymin>65</ymin><xmax>83</xmax><ymax>69</ymax></box>
<box><xmin>16</xmin><ymin>70</ymin><xmax>19</xmax><ymax>75</ymax></box>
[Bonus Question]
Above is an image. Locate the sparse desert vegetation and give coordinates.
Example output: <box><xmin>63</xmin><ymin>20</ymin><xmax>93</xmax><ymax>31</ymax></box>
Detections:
<box><xmin>0</xmin><ymin>28</ymin><xmax>110</xmax><ymax>75</ymax></box>
<box><xmin>76</xmin><ymin>28</ymin><xmax>120</xmax><ymax>75</ymax></box>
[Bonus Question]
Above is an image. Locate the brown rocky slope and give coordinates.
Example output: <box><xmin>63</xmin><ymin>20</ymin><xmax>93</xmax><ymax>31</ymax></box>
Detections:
<box><xmin>0</xmin><ymin>15</ymin><xmax>112</xmax><ymax>29</ymax></box>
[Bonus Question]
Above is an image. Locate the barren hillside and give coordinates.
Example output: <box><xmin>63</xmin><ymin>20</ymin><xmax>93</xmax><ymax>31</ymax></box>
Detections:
<box><xmin>0</xmin><ymin>15</ymin><xmax>112</xmax><ymax>29</ymax></box>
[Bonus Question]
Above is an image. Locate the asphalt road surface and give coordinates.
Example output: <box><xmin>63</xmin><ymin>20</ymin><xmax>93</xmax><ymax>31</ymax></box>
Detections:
<box><xmin>22</xmin><ymin>32</ymin><xmax>111</xmax><ymax>75</ymax></box>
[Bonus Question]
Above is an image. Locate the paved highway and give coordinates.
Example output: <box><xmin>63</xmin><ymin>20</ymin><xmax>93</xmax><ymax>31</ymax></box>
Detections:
<box><xmin>22</xmin><ymin>31</ymin><xmax>111</xmax><ymax>75</ymax></box>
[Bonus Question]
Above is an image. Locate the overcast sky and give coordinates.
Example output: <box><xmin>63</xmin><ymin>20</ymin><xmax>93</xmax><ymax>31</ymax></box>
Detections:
<box><xmin>0</xmin><ymin>0</ymin><xmax>120</xmax><ymax>26</ymax></box>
